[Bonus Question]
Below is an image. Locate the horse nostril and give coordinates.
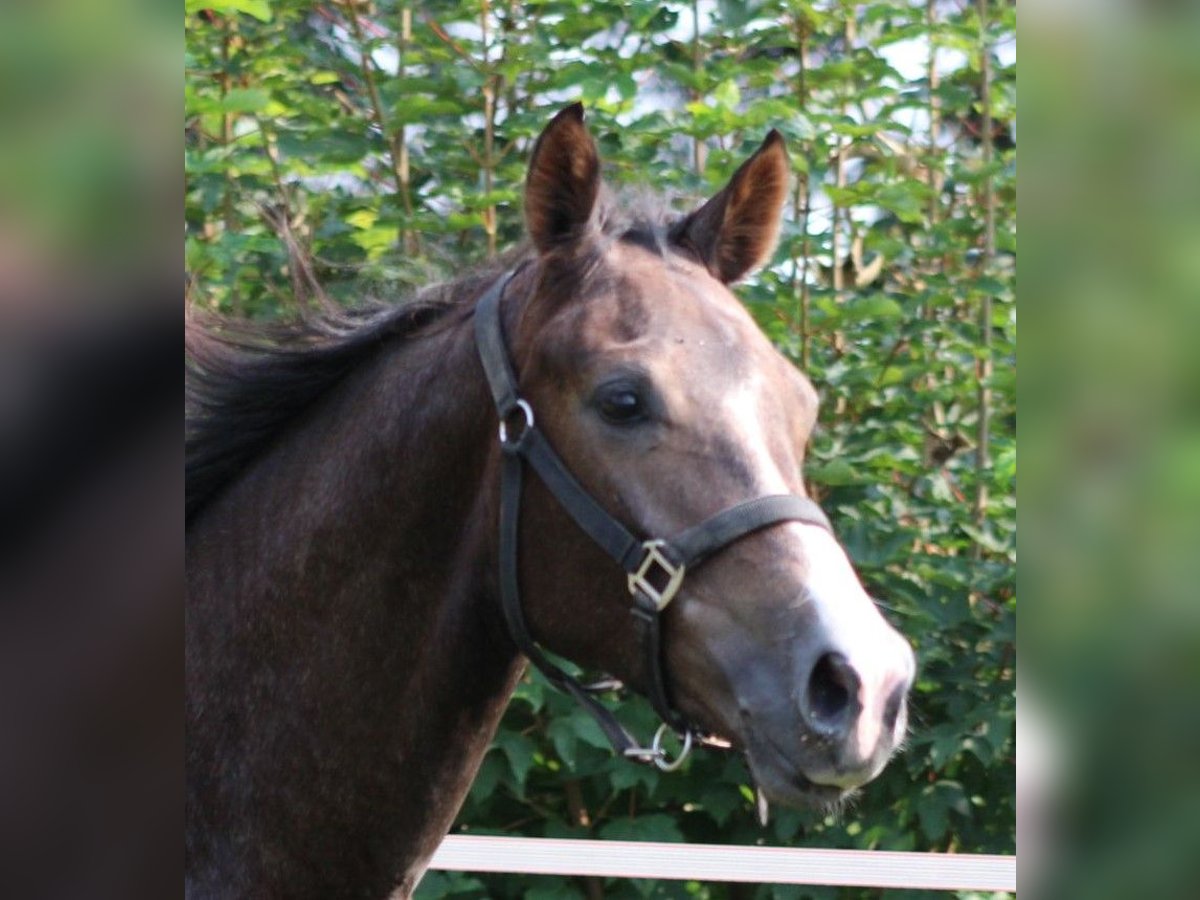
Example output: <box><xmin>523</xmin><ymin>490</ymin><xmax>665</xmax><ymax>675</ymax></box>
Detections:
<box><xmin>805</xmin><ymin>652</ymin><xmax>860</xmax><ymax>731</ymax></box>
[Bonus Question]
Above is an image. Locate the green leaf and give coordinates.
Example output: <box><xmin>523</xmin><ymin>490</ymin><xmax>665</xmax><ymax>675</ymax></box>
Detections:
<box><xmin>924</xmin><ymin>724</ymin><xmax>965</xmax><ymax>770</ymax></box>
<box><xmin>807</xmin><ymin>459</ymin><xmax>861</xmax><ymax>486</ymax></box>
<box><xmin>877</xmin><ymin>183</ymin><xmax>928</xmax><ymax>224</ymax></box>
<box><xmin>547</xmin><ymin>716</ymin><xmax>582</xmax><ymax>768</ymax></box>
<box><xmin>599</xmin><ymin>814</ymin><xmax>684</xmax><ymax>843</ymax></box>
<box><xmin>493</xmin><ymin>730</ymin><xmax>536</xmax><ymax>788</ymax></box>
<box><xmin>717</xmin><ymin>0</ymin><xmax>767</xmax><ymax>30</ymax></box>
<box><xmin>187</xmin><ymin>0</ymin><xmax>272</xmax><ymax>22</ymax></box>
<box><xmin>698</xmin><ymin>783</ymin><xmax>743</xmax><ymax>827</ymax></box>
<box><xmin>188</xmin><ymin>88</ymin><xmax>272</xmax><ymax>116</ymax></box>
<box><xmin>845</xmin><ymin>294</ymin><xmax>905</xmax><ymax>321</ymax></box>
<box><xmin>712</xmin><ymin>79</ymin><xmax>741</xmax><ymax>111</ymax></box>
<box><xmin>916</xmin><ymin>783</ymin><xmax>949</xmax><ymax>842</ymax></box>
<box><xmin>960</xmin><ymin>522</ymin><xmax>1013</xmax><ymax>555</ymax></box>
<box><xmin>526</xmin><ymin>879</ymin><xmax>585</xmax><ymax>900</ymax></box>
<box><xmin>608</xmin><ymin>760</ymin><xmax>659</xmax><ymax>794</ymax></box>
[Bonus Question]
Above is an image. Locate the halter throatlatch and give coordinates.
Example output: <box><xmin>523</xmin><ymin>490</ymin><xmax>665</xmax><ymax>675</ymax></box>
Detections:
<box><xmin>474</xmin><ymin>269</ymin><xmax>835</xmax><ymax>769</ymax></box>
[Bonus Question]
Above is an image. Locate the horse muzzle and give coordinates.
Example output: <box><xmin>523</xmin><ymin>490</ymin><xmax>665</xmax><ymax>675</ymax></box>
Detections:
<box><xmin>717</xmin><ymin>523</ymin><xmax>917</xmax><ymax>806</ymax></box>
<box><xmin>742</xmin><ymin>607</ymin><xmax>915</xmax><ymax>806</ymax></box>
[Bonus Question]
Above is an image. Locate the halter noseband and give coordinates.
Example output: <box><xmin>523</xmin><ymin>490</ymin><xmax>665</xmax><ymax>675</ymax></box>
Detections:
<box><xmin>474</xmin><ymin>270</ymin><xmax>834</xmax><ymax>769</ymax></box>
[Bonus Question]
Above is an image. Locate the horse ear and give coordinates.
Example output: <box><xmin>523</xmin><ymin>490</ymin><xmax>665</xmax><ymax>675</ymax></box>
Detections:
<box><xmin>671</xmin><ymin>130</ymin><xmax>790</xmax><ymax>284</ymax></box>
<box><xmin>525</xmin><ymin>103</ymin><xmax>601</xmax><ymax>254</ymax></box>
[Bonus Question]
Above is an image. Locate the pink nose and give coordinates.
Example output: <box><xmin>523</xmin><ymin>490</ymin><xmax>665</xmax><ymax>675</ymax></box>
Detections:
<box><xmin>798</xmin><ymin>634</ymin><xmax>915</xmax><ymax>786</ymax></box>
<box><xmin>786</xmin><ymin>522</ymin><xmax>918</xmax><ymax>787</ymax></box>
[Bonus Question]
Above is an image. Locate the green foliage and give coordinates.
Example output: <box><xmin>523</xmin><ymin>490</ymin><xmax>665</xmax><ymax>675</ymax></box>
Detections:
<box><xmin>186</xmin><ymin>1</ymin><xmax>1015</xmax><ymax>897</ymax></box>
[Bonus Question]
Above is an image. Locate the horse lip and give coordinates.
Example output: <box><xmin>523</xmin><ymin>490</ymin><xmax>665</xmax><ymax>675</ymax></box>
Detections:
<box><xmin>741</xmin><ymin>719</ymin><xmax>848</xmax><ymax>808</ymax></box>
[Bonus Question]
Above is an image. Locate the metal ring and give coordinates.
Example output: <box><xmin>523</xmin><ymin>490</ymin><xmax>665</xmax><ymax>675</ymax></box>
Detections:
<box><xmin>651</xmin><ymin>723</ymin><xmax>693</xmax><ymax>772</ymax></box>
<box><xmin>498</xmin><ymin>399</ymin><xmax>535</xmax><ymax>446</ymax></box>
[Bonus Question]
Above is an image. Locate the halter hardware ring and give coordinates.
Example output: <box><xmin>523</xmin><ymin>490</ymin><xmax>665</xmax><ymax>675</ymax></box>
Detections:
<box><xmin>621</xmin><ymin>723</ymin><xmax>694</xmax><ymax>771</ymax></box>
<box><xmin>498</xmin><ymin>399</ymin><xmax>535</xmax><ymax>448</ymax></box>
<box><xmin>651</xmin><ymin>723</ymin><xmax>693</xmax><ymax>772</ymax></box>
<box><xmin>628</xmin><ymin>540</ymin><xmax>686</xmax><ymax>612</ymax></box>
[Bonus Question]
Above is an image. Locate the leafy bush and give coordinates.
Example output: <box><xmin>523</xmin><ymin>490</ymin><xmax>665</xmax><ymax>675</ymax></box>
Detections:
<box><xmin>186</xmin><ymin>2</ymin><xmax>1015</xmax><ymax>897</ymax></box>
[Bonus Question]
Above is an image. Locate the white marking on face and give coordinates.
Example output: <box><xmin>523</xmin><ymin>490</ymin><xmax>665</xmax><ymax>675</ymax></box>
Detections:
<box><xmin>720</xmin><ymin>381</ymin><xmax>791</xmax><ymax>494</ymax></box>
<box><xmin>721</xmin><ymin>379</ymin><xmax>913</xmax><ymax>783</ymax></box>
<box><xmin>794</xmin><ymin>524</ymin><xmax>912</xmax><ymax>762</ymax></box>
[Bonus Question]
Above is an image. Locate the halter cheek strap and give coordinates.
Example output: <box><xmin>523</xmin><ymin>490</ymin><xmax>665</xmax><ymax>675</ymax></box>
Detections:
<box><xmin>474</xmin><ymin>270</ymin><xmax>834</xmax><ymax>768</ymax></box>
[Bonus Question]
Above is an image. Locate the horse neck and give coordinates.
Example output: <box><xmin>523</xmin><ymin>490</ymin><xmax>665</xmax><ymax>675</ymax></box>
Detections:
<box><xmin>186</xmin><ymin>305</ymin><xmax>523</xmax><ymax>898</ymax></box>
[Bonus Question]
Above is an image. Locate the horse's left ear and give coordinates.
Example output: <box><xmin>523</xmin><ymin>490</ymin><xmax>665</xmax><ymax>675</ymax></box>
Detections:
<box><xmin>525</xmin><ymin>102</ymin><xmax>601</xmax><ymax>254</ymax></box>
<box><xmin>671</xmin><ymin>130</ymin><xmax>790</xmax><ymax>284</ymax></box>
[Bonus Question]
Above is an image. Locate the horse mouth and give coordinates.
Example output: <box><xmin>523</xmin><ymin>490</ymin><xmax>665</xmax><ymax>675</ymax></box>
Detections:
<box><xmin>742</xmin><ymin>728</ymin><xmax>852</xmax><ymax>810</ymax></box>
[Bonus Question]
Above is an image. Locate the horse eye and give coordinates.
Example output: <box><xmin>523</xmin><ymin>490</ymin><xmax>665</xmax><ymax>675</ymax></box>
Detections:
<box><xmin>596</xmin><ymin>386</ymin><xmax>646</xmax><ymax>425</ymax></box>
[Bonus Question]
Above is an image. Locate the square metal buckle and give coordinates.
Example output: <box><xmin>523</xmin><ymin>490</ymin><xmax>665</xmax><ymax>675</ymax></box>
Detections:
<box><xmin>627</xmin><ymin>540</ymin><xmax>686</xmax><ymax>611</ymax></box>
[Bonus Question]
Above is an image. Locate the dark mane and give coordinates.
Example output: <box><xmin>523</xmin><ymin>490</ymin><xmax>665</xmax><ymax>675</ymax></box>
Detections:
<box><xmin>185</xmin><ymin>192</ymin><xmax>684</xmax><ymax>525</ymax></box>
<box><xmin>185</xmin><ymin>250</ymin><xmax>525</xmax><ymax>524</ymax></box>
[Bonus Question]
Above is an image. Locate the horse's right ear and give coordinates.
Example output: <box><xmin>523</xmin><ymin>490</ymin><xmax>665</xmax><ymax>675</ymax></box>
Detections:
<box><xmin>670</xmin><ymin>130</ymin><xmax>790</xmax><ymax>284</ymax></box>
<box><xmin>525</xmin><ymin>103</ymin><xmax>601</xmax><ymax>254</ymax></box>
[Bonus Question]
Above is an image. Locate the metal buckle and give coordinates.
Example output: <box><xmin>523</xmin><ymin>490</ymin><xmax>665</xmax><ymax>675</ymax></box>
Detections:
<box><xmin>627</xmin><ymin>540</ymin><xmax>686</xmax><ymax>611</ymax></box>
<box><xmin>623</xmin><ymin>724</ymin><xmax>694</xmax><ymax>772</ymax></box>
<box><xmin>498</xmin><ymin>399</ymin><xmax>534</xmax><ymax>448</ymax></box>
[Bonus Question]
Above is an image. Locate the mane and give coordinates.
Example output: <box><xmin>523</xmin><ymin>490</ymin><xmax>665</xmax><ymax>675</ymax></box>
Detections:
<box><xmin>185</xmin><ymin>191</ymin><xmax>685</xmax><ymax>525</ymax></box>
<box><xmin>185</xmin><ymin>249</ymin><xmax>525</xmax><ymax>524</ymax></box>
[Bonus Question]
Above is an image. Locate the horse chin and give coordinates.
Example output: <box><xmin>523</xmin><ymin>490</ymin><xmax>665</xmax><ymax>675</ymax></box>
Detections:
<box><xmin>742</xmin><ymin>733</ymin><xmax>853</xmax><ymax>812</ymax></box>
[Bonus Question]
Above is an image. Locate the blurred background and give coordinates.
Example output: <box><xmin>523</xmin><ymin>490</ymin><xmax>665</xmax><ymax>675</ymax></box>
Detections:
<box><xmin>1019</xmin><ymin>2</ymin><xmax>1200</xmax><ymax>897</ymax></box>
<box><xmin>0</xmin><ymin>1</ymin><xmax>180</xmax><ymax>898</ymax></box>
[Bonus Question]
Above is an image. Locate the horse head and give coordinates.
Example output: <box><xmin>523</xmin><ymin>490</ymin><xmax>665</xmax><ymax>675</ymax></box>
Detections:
<box><xmin>497</xmin><ymin>104</ymin><xmax>915</xmax><ymax>807</ymax></box>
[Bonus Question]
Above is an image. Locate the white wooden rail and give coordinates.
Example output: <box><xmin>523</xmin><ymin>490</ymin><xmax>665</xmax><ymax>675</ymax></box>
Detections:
<box><xmin>429</xmin><ymin>836</ymin><xmax>1016</xmax><ymax>892</ymax></box>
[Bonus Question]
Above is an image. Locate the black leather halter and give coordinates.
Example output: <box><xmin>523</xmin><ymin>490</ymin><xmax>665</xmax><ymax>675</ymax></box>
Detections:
<box><xmin>474</xmin><ymin>269</ymin><xmax>835</xmax><ymax>768</ymax></box>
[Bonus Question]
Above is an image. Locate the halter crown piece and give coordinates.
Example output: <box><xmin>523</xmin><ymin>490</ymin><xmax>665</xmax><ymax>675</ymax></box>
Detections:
<box><xmin>473</xmin><ymin>270</ymin><xmax>835</xmax><ymax>770</ymax></box>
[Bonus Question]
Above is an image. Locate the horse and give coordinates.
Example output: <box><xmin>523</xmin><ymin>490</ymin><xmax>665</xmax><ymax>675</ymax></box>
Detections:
<box><xmin>185</xmin><ymin>103</ymin><xmax>915</xmax><ymax>899</ymax></box>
